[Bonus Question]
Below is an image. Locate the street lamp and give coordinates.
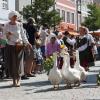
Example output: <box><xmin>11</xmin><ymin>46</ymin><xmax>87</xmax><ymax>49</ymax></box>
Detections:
<box><xmin>53</xmin><ymin>0</ymin><xmax>56</xmax><ymax>31</ymax></box>
<box><xmin>76</xmin><ymin>0</ymin><xmax>82</xmax><ymax>31</ymax></box>
<box><xmin>79</xmin><ymin>0</ymin><xmax>82</xmax><ymax>24</ymax></box>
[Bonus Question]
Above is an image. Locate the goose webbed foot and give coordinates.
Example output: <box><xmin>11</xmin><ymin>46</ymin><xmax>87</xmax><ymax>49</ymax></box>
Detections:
<box><xmin>77</xmin><ymin>83</ymin><xmax>80</xmax><ymax>87</ymax></box>
<box><xmin>66</xmin><ymin>83</ymin><xmax>72</xmax><ymax>89</ymax></box>
<box><xmin>74</xmin><ymin>81</ymin><xmax>80</xmax><ymax>87</ymax></box>
<box><xmin>53</xmin><ymin>85</ymin><xmax>58</xmax><ymax>90</ymax></box>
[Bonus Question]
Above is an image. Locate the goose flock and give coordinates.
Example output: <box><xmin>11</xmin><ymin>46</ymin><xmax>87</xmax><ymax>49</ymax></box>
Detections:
<box><xmin>48</xmin><ymin>47</ymin><xmax>88</xmax><ymax>89</ymax></box>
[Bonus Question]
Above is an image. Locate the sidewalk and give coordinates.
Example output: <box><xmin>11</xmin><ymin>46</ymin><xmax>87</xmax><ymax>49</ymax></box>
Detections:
<box><xmin>0</xmin><ymin>61</ymin><xmax>100</xmax><ymax>100</ymax></box>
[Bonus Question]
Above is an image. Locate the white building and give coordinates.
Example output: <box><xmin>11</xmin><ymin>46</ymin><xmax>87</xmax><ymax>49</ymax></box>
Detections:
<box><xmin>0</xmin><ymin>0</ymin><xmax>15</xmax><ymax>24</ymax></box>
<box><xmin>55</xmin><ymin>0</ymin><xmax>93</xmax><ymax>31</ymax></box>
<box><xmin>15</xmin><ymin>0</ymin><xmax>35</xmax><ymax>11</ymax></box>
<box><xmin>55</xmin><ymin>0</ymin><xmax>76</xmax><ymax>30</ymax></box>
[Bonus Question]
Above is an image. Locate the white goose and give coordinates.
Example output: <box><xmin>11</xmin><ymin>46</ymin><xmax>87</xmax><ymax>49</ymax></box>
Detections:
<box><xmin>48</xmin><ymin>52</ymin><xmax>62</xmax><ymax>89</ymax></box>
<box><xmin>74</xmin><ymin>50</ymin><xmax>87</xmax><ymax>81</ymax></box>
<box><xmin>61</xmin><ymin>51</ymin><xmax>81</xmax><ymax>87</ymax></box>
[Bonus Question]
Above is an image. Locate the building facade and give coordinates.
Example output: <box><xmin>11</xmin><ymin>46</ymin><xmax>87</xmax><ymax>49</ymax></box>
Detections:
<box><xmin>55</xmin><ymin>0</ymin><xmax>94</xmax><ymax>31</ymax></box>
<box><xmin>0</xmin><ymin>0</ymin><xmax>15</xmax><ymax>24</ymax></box>
<box><xmin>55</xmin><ymin>0</ymin><xmax>76</xmax><ymax>30</ymax></box>
<box><xmin>93</xmin><ymin>0</ymin><xmax>100</xmax><ymax>4</ymax></box>
<box><xmin>56</xmin><ymin>0</ymin><xmax>76</xmax><ymax>24</ymax></box>
<box><xmin>15</xmin><ymin>0</ymin><xmax>35</xmax><ymax>11</ymax></box>
<box><xmin>0</xmin><ymin>0</ymin><xmax>93</xmax><ymax>30</ymax></box>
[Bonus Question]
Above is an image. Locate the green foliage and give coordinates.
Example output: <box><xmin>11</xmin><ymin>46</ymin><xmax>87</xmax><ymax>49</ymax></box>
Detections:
<box><xmin>43</xmin><ymin>56</ymin><xmax>54</xmax><ymax>72</ymax></box>
<box><xmin>97</xmin><ymin>73</ymin><xmax>100</xmax><ymax>86</ymax></box>
<box><xmin>0</xmin><ymin>39</ymin><xmax>7</xmax><ymax>46</ymax></box>
<box><xmin>82</xmin><ymin>4</ymin><xmax>100</xmax><ymax>31</ymax></box>
<box><xmin>20</xmin><ymin>0</ymin><xmax>61</xmax><ymax>27</ymax></box>
<box><xmin>96</xmin><ymin>6</ymin><xmax>100</xmax><ymax>27</ymax></box>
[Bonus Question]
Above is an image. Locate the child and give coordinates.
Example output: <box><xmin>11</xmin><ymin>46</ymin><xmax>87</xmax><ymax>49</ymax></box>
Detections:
<box><xmin>34</xmin><ymin>39</ymin><xmax>43</xmax><ymax>74</ymax></box>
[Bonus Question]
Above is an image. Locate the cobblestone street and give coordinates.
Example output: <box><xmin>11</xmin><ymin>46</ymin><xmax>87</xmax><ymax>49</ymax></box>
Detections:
<box><xmin>0</xmin><ymin>61</ymin><xmax>100</xmax><ymax>100</ymax></box>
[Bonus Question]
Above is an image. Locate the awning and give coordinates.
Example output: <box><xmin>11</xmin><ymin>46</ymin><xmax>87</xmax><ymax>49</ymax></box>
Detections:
<box><xmin>59</xmin><ymin>22</ymin><xmax>76</xmax><ymax>31</ymax></box>
<box><xmin>89</xmin><ymin>30</ymin><xmax>100</xmax><ymax>36</ymax></box>
<box><xmin>69</xmin><ymin>31</ymin><xmax>79</xmax><ymax>36</ymax></box>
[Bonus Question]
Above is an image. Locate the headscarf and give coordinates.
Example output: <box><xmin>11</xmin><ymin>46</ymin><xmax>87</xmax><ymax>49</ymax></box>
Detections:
<box><xmin>8</xmin><ymin>11</ymin><xmax>19</xmax><ymax>20</ymax></box>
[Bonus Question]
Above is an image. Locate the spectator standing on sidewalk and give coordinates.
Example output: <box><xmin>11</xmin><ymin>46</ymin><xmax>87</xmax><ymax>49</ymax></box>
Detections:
<box><xmin>4</xmin><ymin>11</ymin><xmax>32</xmax><ymax>87</ymax></box>
<box><xmin>40</xmin><ymin>24</ymin><xmax>48</xmax><ymax>58</ymax></box>
<box><xmin>23</xmin><ymin>17</ymin><xmax>37</xmax><ymax>77</ymax></box>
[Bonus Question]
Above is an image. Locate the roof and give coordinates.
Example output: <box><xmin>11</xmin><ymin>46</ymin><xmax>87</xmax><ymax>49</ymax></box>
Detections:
<box><xmin>89</xmin><ymin>30</ymin><xmax>100</xmax><ymax>36</ymax></box>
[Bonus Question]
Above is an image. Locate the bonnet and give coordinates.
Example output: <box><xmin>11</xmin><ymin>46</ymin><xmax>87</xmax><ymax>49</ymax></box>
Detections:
<box><xmin>8</xmin><ymin>11</ymin><xmax>19</xmax><ymax>19</ymax></box>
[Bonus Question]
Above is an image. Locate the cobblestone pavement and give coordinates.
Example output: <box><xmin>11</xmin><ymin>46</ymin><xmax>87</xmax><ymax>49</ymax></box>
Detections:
<box><xmin>0</xmin><ymin>61</ymin><xmax>100</xmax><ymax>100</ymax></box>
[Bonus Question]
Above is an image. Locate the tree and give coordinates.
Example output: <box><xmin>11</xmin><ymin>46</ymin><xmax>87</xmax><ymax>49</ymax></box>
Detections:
<box><xmin>20</xmin><ymin>0</ymin><xmax>61</xmax><ymax>28</ymax></box>
<box><xmin>82</xmin><ymin>4</ymin><xmax>100</xmax><ymax>31</ymax></box>
<box><xmin>96</xmin><ymin>5</ymin><xmax>100</xmax><ymax>27</ymax></box>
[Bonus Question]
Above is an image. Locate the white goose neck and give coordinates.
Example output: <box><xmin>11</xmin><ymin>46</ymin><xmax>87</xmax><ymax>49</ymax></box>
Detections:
<box><xmin>53</xmin><ymin>54</ymin><xmax>58</xmax><ymax>69</ymax></box>
<box><xmin>62</xmin><ymin>53</ymin><xmax>70</xmax><ymax>69</ymax></box>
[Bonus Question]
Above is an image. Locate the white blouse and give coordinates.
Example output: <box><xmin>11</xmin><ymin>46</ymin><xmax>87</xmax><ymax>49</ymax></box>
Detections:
<box><xmin>4</xmin><ymin>21</ymin><xmax>29</xmax><ymax>45</ymax></box>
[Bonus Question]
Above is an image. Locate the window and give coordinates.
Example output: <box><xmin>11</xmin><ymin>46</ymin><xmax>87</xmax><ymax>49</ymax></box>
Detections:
<box><xmin>2</xmin><ymin>3</ymin><xmax>8</xmax><ymax>9</ymax></box>
<box><xmin>2</xmin><ymin>0</ymin><xmax>8</xmax><ymax>9</ymax></box>
<box><xmin>71</xmin><ymin>0</ymin><xmax>75</xmax><ymax>2</ymax></box>
<box><xmin>56</xmin><ymin>9</ymin><xmax>60</xmax><ymax>15</ymax></box>
<box><xmin>67</xmin><ymin>12</ymin><xmax>70</xmax><ymax>23</ymax></box>
<box><xmin>2</xmin><ymin>0</ymin><xmax>7</xmax><ymax>2</ymax></box>
<box><xmin>62</xmin><ymin>10</ymin><xmax>65</xmax><ymax>21</ymax></box>
<box><xmin>71</xmin><ymin>13</ymin><xmax>74</xmax><ymax>24</ymax></box>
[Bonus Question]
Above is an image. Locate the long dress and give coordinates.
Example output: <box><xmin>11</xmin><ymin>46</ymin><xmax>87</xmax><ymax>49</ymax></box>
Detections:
<box><xmin>86</xmin><ymin>34</ymin><xmax>95</xmax><ymax>66</ymax></box>
<box><xmin>4</xmin><ymin>22</ymin><xmax>29</xmax><ymax>79</ymax></box>
<box><xmin>77</xmin><ymin>36</ymin><xmax>89</xmax><ymax>71</ymax></box>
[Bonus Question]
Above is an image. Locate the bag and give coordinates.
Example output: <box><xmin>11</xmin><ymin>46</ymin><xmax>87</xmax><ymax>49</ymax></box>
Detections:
<box><xmin>0</xmin><ymin>38</ymin><xmax>7</xmax><ymax>48</ymax></box>
<box><xmin>16</xmin><ymin>43</ymin><xmax>25</xmax><ymax>53</ymax></box>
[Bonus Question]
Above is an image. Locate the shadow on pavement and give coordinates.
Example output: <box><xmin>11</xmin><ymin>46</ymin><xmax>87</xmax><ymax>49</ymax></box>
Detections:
<box><xmin>87</xmin><ymin>73</ymin><xmax>97</xmax><ymax>84</ymax></box>
<box><xmin>79</xmin><ymin>84</ymin><xmax>98</xmax><ymax>89</ymax></box>
<box><xmin>33</xmin><ymin>73</ymin><xmax>99</xmax><ymax>93</ymax></box>
<box><xmin>76</xmin><ymin>73</ymin><xmax>98</xmax><ymax>89</ymax></box>
<box><xmin>34</xmin><ymin>84</ymin><xmax>98</xmax><ymax>93</ymax></box>
<box><xmin>34</xmin><ymin>85</ymin><xmax>72</xmax><ymax>93</ymax></box>
<box><xmin>0</xmin><ymin>85</ymin><xmax>14</xmax><ymax>89</ymax></box>
<box><xmin>21</xmin><ymin>80</ymin><xmax>51</xmax><ymax>87</ymax></box>
<box><xmin>89</xmin><ymin>70</ymin><xmax>100</xmax><ymax>73</ymax></box>
<box><xmin>0</xmin><ymin>79</ymin><xmax>12</xmax><ymax>82</ymax></box>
